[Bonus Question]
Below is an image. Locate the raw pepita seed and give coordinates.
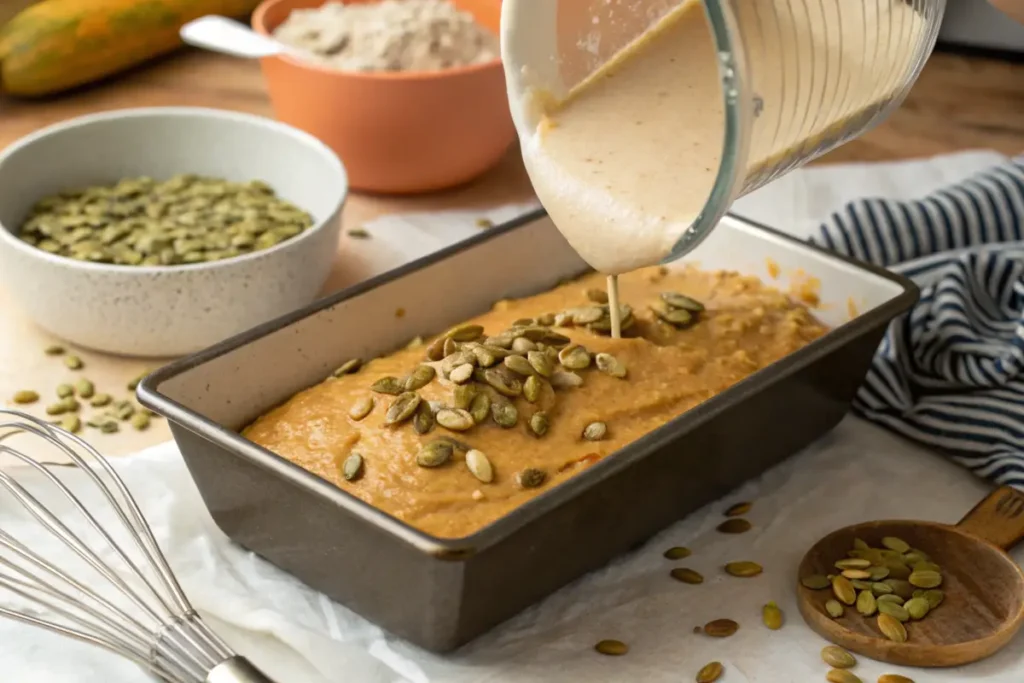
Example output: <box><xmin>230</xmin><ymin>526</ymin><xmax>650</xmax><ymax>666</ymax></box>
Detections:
<box><xmin>878</xmin><ymin>613</ymin><xmax>908</xmax><ymax>643</ymax></box>
<box><xmin>437</xmin><ymin>408</ymin><xmax>474</xmax><ymax>432</ymax></box>
<box><xmin>56</xmin><ymin>383</ymin><xmax>74</xmax><ymax>398</ymax></box>
<box><xmin>113</xmin><ymin>402</ymin><xmax>134</xmax><ymax>420</ymax></box>
<box><xmin>661</xmin><ymin>291</ymin><xmax>705</xmax><ymax>312</ymax></box>
<box><xmin>871</xmin><ymin>582</ymin><xmax>894</xmax><ymax>596</ymax></box>
<box><xmin>702</xmin><ymin>619</ymin><xmax>738</xmax><ymax>638</ymax></box>
<box><xmin>832</xmin><ymin>576</ymin><xmax>857</xmax><ymax>605</ymax></box>
<box><xmin>413</xmin><ymin>401</ymin><xmax>435</xmax><ymax>434</ymax></box>
<box><xmin>821</xmin><ymin>645</ymin><xmax>857</xmax><ymax>669</ymax></box>
<box><xmin>582</xmin><ymin>421</ymin><xmax>607</xmax><ymax>441</ymax></box>
<box><xmin>405</xmin><ymin>365</ymin><xmax>437</xmax><ymax>391</ymax></box>
<box><xmin>696</xmin><ymin>661</ymin><xmax>723</xmax><ymax>682</ymax></box>
<box><xmin>341</xmin><ymin>453</ymin><xmax>364</xmax><ymax>481</ymax></box>
<box><xmin>484</xmin><ymin>368</ymin><xmax>523</xmax><ymax>397</ymax></box>
<box><xmin>349</xmin><ymin>396</ymin><xmax>375</xmax><ymax>421</ymax></box>
<box><xmin>834</xmin><ymin>558</ymin><xmax>871</xmax><ymax>570</ymax></box>
<box><xmin>347</xmin><ymin>228</ymin><xmax>370</xmax><ymax>239</ymax></box>
<box><xmin>465</xmin><ymin>449</ymin><xmax>494</xmax><ymax>484</ymax></box>
<box><xmin>12</xmin><ymin>390</ymin><xmax>39</xmax><ymax>404</ymax></box>
<box><xmin>724</xmin><ymin>501</ymin><xmax>752</xmax><ymax>517</ymax></box>
<box><xmin>912</xmin><ymin>561</ymin><xmax>941</xmax><ymax>573</ymax></box>
<box><xmin>511</xmin><ymin>337</ymin><xmax>537</xmax><ymax>354</ymax></box>
<box><xmin>724</xmin><ymin>561</ymin><xmax>763</xmax><ymax>578</ymax></box>
<box><xmin>877</xmin><ymin>595</ymin><xmax>904</xmax><ymax>606</ymax></box>
<box><xmin>527</xmin><ymin>350</ymin><xmax>554</xmax><ymax>377</ymax></box>
<box><xmin>842</xmin><ymin>569</ymin><xmax>872</xmax><ymax>580</ymax></box>
<box><xmin>529</xmin><ymin>411</ymin><xmax>550</xmax><ymax>437</ymax></box>
<box><xmin>884</xmin><ymin>579</ymin><xmax>915</xmax><ymax>599</ymax></box>
<box><xmin>127</xmin><ymin>371</ymin><xmax>149</xmax><ymax>391</ymax></box>
<box><xmin>515</xmin><ymin>467</ymin><xmax>546</xmax><ymax>489</ymax></box>
<box><xmin>130</xmin><ymin>412</ymin><xmax>150</xmax><ymax>431</ymax></box>
<box><xmin>64</xmin><ymin>355</ymin><xmax>83</xmax><ymax>370</ymax></box>
<box><xmin>922</xmin><ymin>589</ymin><xmax>944</xmax><ymax>609</ymax></box>
<box><xmin>878</xmin><ymin>675</ymin><xmax>915</xmax><ymax>683</ymax></box>
<box><xmin>453</xmin><ymin>383</ymin><xmax>477</xmax><ymax>410</ymax></box>
<box><xmin>856</xmin><ymin>590</ymin><xmax>877</xmax><ymax>616</ymax></box>
<box><xmin>904</xmin><ymin>597</ymin><xmax>930</xmax><ymax>620</ymax></box>
<box><xmin>717</xmin><ymin>518</ymin><xmax>752</xmax><ymax>534</ymax></box>
<box><xmin>908</xmin><ymin>569</ymin><xmax>942</xmax><ymax>589</ymax></box>
<box><xmin>503</xmin><ymin>354</ymin><xmax>536</xmax><ymax>377</ymax></box>
<box><xmin>89</xmin><ymin>393</ymin><xmax>112</xmax><ymax>408</ymax></box>
<box><xmin>868</xmin><ymin>566</ymin><xmax>891</xmax><ymax>581</ymax></box>
<box><xmin>417</xmin><ymin>440</ymin><xmax>453</xmax><ymax>468</ymax></box>
<box><xmin>595</xmin><ymin>353</ymin><xmax>627</xmax><ymax>378</ymax></box>
<box><xmin>882</xmin><ymin>536</ymin><xmax>911</xmax><ymax>553</ymax></box>
<box><xmin>448</xmin><ymin>363</ymin><xmax>475</xmax><ymax>385</ymax></box>
<box><xmin>594</xmin><ymin>639</ymin><xmax>627</xmax><ymax>656</ymax></box>
<box><xmin>333</xmin><ymin>359</ymin><xmax>361</xmax><ymax>377</ymax></box>
<box><xmin>45</xmin><ymin>402</ymin><xmax>68</xmax><ymax>416</ymax></box>
<box><xmin>801</xmin><ymin>574</ymin><xmax>832</xmax><ymax>590</ymax></box>
<box><xmin>851</xmin><ymin>580</ymin><xmax>873</xmax><ymax>591</ymax></box>
<box><xmin>469</xmin><ymin>393</ymin><xmax>491</xmax><ymax>424</ymax></box>
<box><xmin>826</xmin><ymin>670</ymin><xmax>862</xmax><ymax>683</ymax></box>
<box><xmin>550</xmin><ymin>369</ymin><xmax>584</xmax><ymax>389</ymax></box>
<box><xmin>74</xmin><ymin>378</ymin><xmax>95</xmax><ymax>399</ymax></box>
<box><xmin>825</xmin><ymin>600</ymin><xmax>845</xmax><ymax>618</ymax></box>
<box><xmin>762</xmin><ymin>601</ymin><xmax>783</xmax><ymax>630</ymax></box>
<box><xmin>491</xmin><ymin>399</ymin><xmax>519</xmax><ymax>428</ymax></box>
<box><xmin>523</xmin><ymin>375</ymin><xmax>542</xmax><ymax>403</ymax></box>
<box><xmin>371</xmin><ymin>377</ymin><xmax>405</xmax><ymax>395</ymax></box>
<box><xmin>558</xmin><ymin>344</ymin><xmax>591</xmax><ymax>370</ymax></box>
<box><xmin>44</xmin><ymin>344</ymin><xmax>65</xmax><ymax>355</ymax></box>
<box><xmin>94</xmin><ymin>418</ymin><xmax>119</xmax><ymax>434</ymax></box>
<box><xmin>61</xmin><ymin>415</ymin><xmax>82</xmax><ymax>433</ymax></box>
<box><xmin>877</xmin><ymin>601</ymin><xmax>910</xmax><ymax>622</ymax></box>
<box><xmin>663</xmin><ymin>546</ymin><xmax>691</xmax><ymax>560</ymax></box>
<box><xmin>425</xmin><ymin>337</ymin><xmax>447</xmax><ymax>361</ymax></box>
<box><xmin>385</xmin><ymin>392</ymin><xmax>421</xmax><ymax>425</ymax></box>
<box><xmin>670</xmin><ymin>568</ymin><xmax>704</xmax><ymax>584</ymax></box>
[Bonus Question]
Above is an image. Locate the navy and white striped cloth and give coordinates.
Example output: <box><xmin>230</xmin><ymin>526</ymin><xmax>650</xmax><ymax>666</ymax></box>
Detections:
<box><xmin>812</xmin><ymin>157</ymin><xmax>1024</xmax><ymax>489</ymax></box>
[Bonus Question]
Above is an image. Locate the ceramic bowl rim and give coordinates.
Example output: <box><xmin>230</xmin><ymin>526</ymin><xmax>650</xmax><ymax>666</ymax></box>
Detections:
<box><xmin>251</xmin><ymin>0</ymin><xmax>504</xmax><ymax>81</ymax></box>
<box><xmin>0</xmin><ymin>106</ymin><xmax>348</xmax><ymax>276</ymax></box>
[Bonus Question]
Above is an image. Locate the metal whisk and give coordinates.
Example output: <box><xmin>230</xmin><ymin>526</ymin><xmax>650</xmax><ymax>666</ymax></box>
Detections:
<box><xmin>0</xmin><ymin>410</ymin><xmax>276</xmax><ymax>683</ymax></box>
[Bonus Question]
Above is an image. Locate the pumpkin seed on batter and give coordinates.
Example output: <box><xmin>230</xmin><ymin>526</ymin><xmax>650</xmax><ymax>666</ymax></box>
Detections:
<box><xmin>724</xmin><ymin>501</ymin><xmax>752</xmax><ymax>517</ymax></box>
<box><xmin>412</xmin><ymin>401</ymin><xmax>435</xmax><ymax>434</ymax></box>
<box><xmin>510</xmin><ymin>336</ymin><xmax>536</xmax><ymax>354</ymax></box>
<box><xmin>878</xmin><ymin>613</ymin><xmax>908</xmax><ymax>643</ymax></box>
<box><xmin>583</xmin><ymin>421</ymin><xmax>607</xmax><ymax>441</ymax></box>
<box><xmin>12</xmin><ymin>390</ymin><xmax>39</xmax><ymax>404</ymax></box>
<box><xmin>491</xmin><ymin>399</ymin><xmax>519</xmax><ymax>428</ymax></box>
<box><xmin>445</xmin><ymin>324</ymin><xmax>484</xmax><ymax>343</ymax></box>
<box><xmin>341</xmin><ymin>453</ymin><xmax>364</xmax><ymax>481</ymax></box>
<box><xmin>504</xmin><ymin>354</ymin><xmax>536</xmax><ymax>377</ymax></box>
<box><xmin>484</xmin><ymin>368</ymin><xmax>523</xmax><ymax>397</ymax></box>
<box><xmin>663</xmin><ymin>546</ymin><xmax>691</xmax><ymax>560</ymax></box>
<box><xmin>371</xmin><ymin>376</ymin><xmax>405</xmax><ymax>395</ymax></box>
<box><xmin>653</xmin><ymin>305</ymin><xmax>694</xmax><ymax>327</ymax></box>
<box><xmin>417</xmin><ymin>440</ymin><xmax>453</xmax><ymax>468</ymax></box>
<box><xmin>558</xmin><ymin>344</ymin><xmax>591</xmax><ymax>370</ymax></box>
<box><xmin>437</xmin><ymin>408</ymin><xmax>474</xmax><ymax>432</ymax></box>
<box><xmin>703</xmin><ymin>619</ymin><xmax>738</xmax><ymax>638</ymax></box>
<box><xmin>762</xmin><ymin>601</ymin><xmax>783</xmax><ymax>630</ymax></box>
<box><xmin>572</xmin><ymin>306</ymin><xmax>605</xmax><ymax>325</ymax></box>
<box><xmin>826</xmin><ymin>670</ymin><xmax>862</xmax><ymax>683</ymax></box>
<box><xmin>515</xmin><ymin>468</ymin><xmax>546</xmax><ymax>489</ymax></box>
<box><xmin>594</xmin><ymin>639</ymin><xmax>627</xmax><ymax>656</ymax></box>
<box><xmin>529</xmin><ymin>411</ymin><xmax>550</xmax><ymax>437</ymax></box>
<box><xmin>425</xmin><ymin>336</ymin><xmax>447</xmax><ymax>361</ymax></box>
<box><xmin>595</xmin><ymin>353</ymin><xmax>627</xmax><ymax>378</ymax></box>
<box><xmin>825</xmin><ymin>600</ymin><xmax>845</xmax><ymax>618</ymax></box>
<box><xmin>551</xmin><ymin>369</ymin><xmax>584</xmax><ymax>389</ymax></box>
<box><xmin>821</xmin><ymin>645</ymin><xmax>857</xmax><ymax>669</ymax></box>
<box><xmin>661</xmin><ymin>291</ymin><xmax>705</xmax><ymax>312</ymax></box>
<box><xmin>586</xmin><ymin>288</ymin><xmax>609</xmax><ymax>304</ymax></box>
<box><xmin>465</xmin><ymin>449</ymin><xmax>494</xmax><ymax>483</ymax></box>
<box><xmin>724</xmin><ymin>561</ymin><xmax>763</xmax><ymax>577</ymax></box>
<box><xmin>333</xmin><ymin>359</ymin><xmax>361</xmax><ymax>377</ymax></box>
<box><xmin>385</xmin><ymin>392</ymin><xmax>421</xmax><ymax>425</ymax></box>
<box><xmin>801</xmin><ymin>574</ymin><xmax>831</xmax><ymax>590</ymax></box>
<box><xmin>695</xmin><ymin>661</ymin><xmax>723</xmax><ymax>682</ymax></box>
<box><xmin>521</xmin><ymin>375</ymin><xmax>541</xmax><ymax>404</ymax></box>
<box><xmin>832</xmin><ymin>576</ymin><xmax>857</xmax><ymax>605</ymax></box>
<box><xmin>453</xmin><ymin>383</ymin><xmax>477</xmax><ymax>410</ymax></box>
<box><xmin>527</xmin><ymin>350</ymin><xmax>554</xmax><ymax>377</ymax></box>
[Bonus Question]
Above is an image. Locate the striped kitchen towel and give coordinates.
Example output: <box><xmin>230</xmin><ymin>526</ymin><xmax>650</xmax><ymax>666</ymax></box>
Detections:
<box><xmin>812</xmin><ymin>156</ymin><xmax>1024</xmax><ymax>489</ymax></box>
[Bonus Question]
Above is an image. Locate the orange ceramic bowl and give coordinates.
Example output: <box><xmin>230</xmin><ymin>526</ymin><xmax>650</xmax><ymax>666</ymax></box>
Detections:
<box><xmin>253</xmin><ymin>0</ymin><xmax>516</xmax><ymax>194</ymax></box>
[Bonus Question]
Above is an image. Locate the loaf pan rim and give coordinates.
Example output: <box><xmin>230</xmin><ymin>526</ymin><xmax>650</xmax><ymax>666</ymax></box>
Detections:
<box><xmin>138</xmin><ymin>210</ymin><xmax>919</xmax><ymax>557</ymax></box>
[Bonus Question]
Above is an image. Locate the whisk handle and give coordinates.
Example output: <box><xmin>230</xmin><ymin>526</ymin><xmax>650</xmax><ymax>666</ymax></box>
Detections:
<box><xmin>206</xmin><ymin>657</ymin><xmax>278</xmax><ymax>683</ymax></box>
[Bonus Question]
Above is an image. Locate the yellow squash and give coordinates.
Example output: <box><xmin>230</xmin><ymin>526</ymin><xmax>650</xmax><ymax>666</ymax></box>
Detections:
<box><xmin>0</xmin><ymin>0</ymin><xmax>263</xmax><ymax>97</ymax></box>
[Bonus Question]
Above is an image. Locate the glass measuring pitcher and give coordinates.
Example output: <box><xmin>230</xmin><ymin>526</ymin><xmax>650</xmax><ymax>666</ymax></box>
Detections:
<box><xmin>501</xmin><ymin>0</ymin><xmax>947</xmax><ymax>273</ymax></box>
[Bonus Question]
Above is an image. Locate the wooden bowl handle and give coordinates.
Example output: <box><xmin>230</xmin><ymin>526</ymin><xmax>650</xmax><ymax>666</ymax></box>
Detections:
<box><xmin>957</xmin><ymin>486</ymin><xmax>1024</xmax><ymax>551</ymax></box>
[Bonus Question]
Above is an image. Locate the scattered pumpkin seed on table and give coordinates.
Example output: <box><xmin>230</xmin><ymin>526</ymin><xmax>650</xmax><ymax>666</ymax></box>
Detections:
<box><xmin>703</xmin><ymin>619</ymin><xmax>739</xmax><ymax>638</ymax></box>
<box><xmin>762</xmin><ymin>601</ymin><xmax>783</xmax><ymax>629</ymax></box>
<box><xmin>130</xmin><ymin>412</ymin><xmax>151</xmax><ymax>431</ymax></box>
<box><xmin>17</xmin><ymin>175</ymin><xmax>314</xmax><ymax>266</ymax></box>
<box><xmin>821</xmin><ymin>645</ymin><xmax>857</xmax><ymax>669</ymax></box>
<box><xmin>663</xmin><ymin>546</ymin><xmax>691</xmax><ymax>560</ymax></box>
<box><xmin>716</xmin><ymin>518</ymin><xmax>752</xmax><ymax>534</ymax></box>
<box><xmin>878</xmin><ymin>675</ymin><xmax>915</xmax><ymax>683</ymax></box>
<box><xmin>695</xmin><ymin>661</ymin><xmax>723</xmax><ymax>682</ymax></box>
<box><xmin>64</xmin><ymin>355</ymin><xmax>84</xmax><ymax>370</ymax></box>
<box><xmin>826</xmin><ymin>670</ymin><xmax>863</xmax><ymax>683</ymax></box>
<box><xmin>724</xmin><ymin>501</ymin><xmax>752</xmax><ymax>517</ymax></box>
<box><xmin>44</xmin><ymin>344</ymin><xmax>65</xmax><ymax>356</ymax></box>
<box><xmin>670</xmin><ymin>568</ymin><xmax>704</xmax><ymax>585</ymax></box>
<box><xmin>594</xmin><ymin>639</ymin><xmax>628</xmax><ymax>656</ymax></box>
<box><xmin>725</xmin><ymin>561</ymin><xmax>763</xmax><ymax>577</ymax></box>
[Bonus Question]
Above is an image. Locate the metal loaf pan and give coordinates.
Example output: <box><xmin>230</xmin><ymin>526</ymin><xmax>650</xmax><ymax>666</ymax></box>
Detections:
<box><xmin>138</xmin><ymin>210</ymin><xmax>918</xmax><ymax>653</ymax></box>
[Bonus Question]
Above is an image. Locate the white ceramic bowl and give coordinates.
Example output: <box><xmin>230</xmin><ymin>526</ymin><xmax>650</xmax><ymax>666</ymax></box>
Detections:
<box><xmin>0</xmin><ymin>107</ymin><xmax>347</xmax><ymax>358</ymax></box>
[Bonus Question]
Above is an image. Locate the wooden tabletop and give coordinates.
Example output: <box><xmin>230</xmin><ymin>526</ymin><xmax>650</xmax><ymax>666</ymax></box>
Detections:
<box><xmin>1</xmin><ymin>46</ymin><xmax>1022</xmax><ymax>459</ymax></box>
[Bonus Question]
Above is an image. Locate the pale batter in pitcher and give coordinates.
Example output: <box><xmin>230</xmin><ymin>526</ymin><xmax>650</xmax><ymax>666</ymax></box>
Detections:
<box><xmin>518</xmin><ymin>0</ymin><xmax>929</xmax><ymax>275</ymax></box>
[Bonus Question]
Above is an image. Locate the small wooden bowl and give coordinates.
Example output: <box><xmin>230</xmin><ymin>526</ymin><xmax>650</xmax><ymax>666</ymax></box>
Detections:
<box><xmin>798</xmin><ymin>486</ymin><xmax>1024</xmax><ymax>667</ymax></box>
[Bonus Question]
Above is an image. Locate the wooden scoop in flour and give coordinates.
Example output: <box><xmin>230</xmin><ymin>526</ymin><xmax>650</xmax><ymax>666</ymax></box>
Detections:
<box><xmin>797</xmin><ymin>486</ymin><xmax>1024</xmax><ymax>667</ymax></box>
